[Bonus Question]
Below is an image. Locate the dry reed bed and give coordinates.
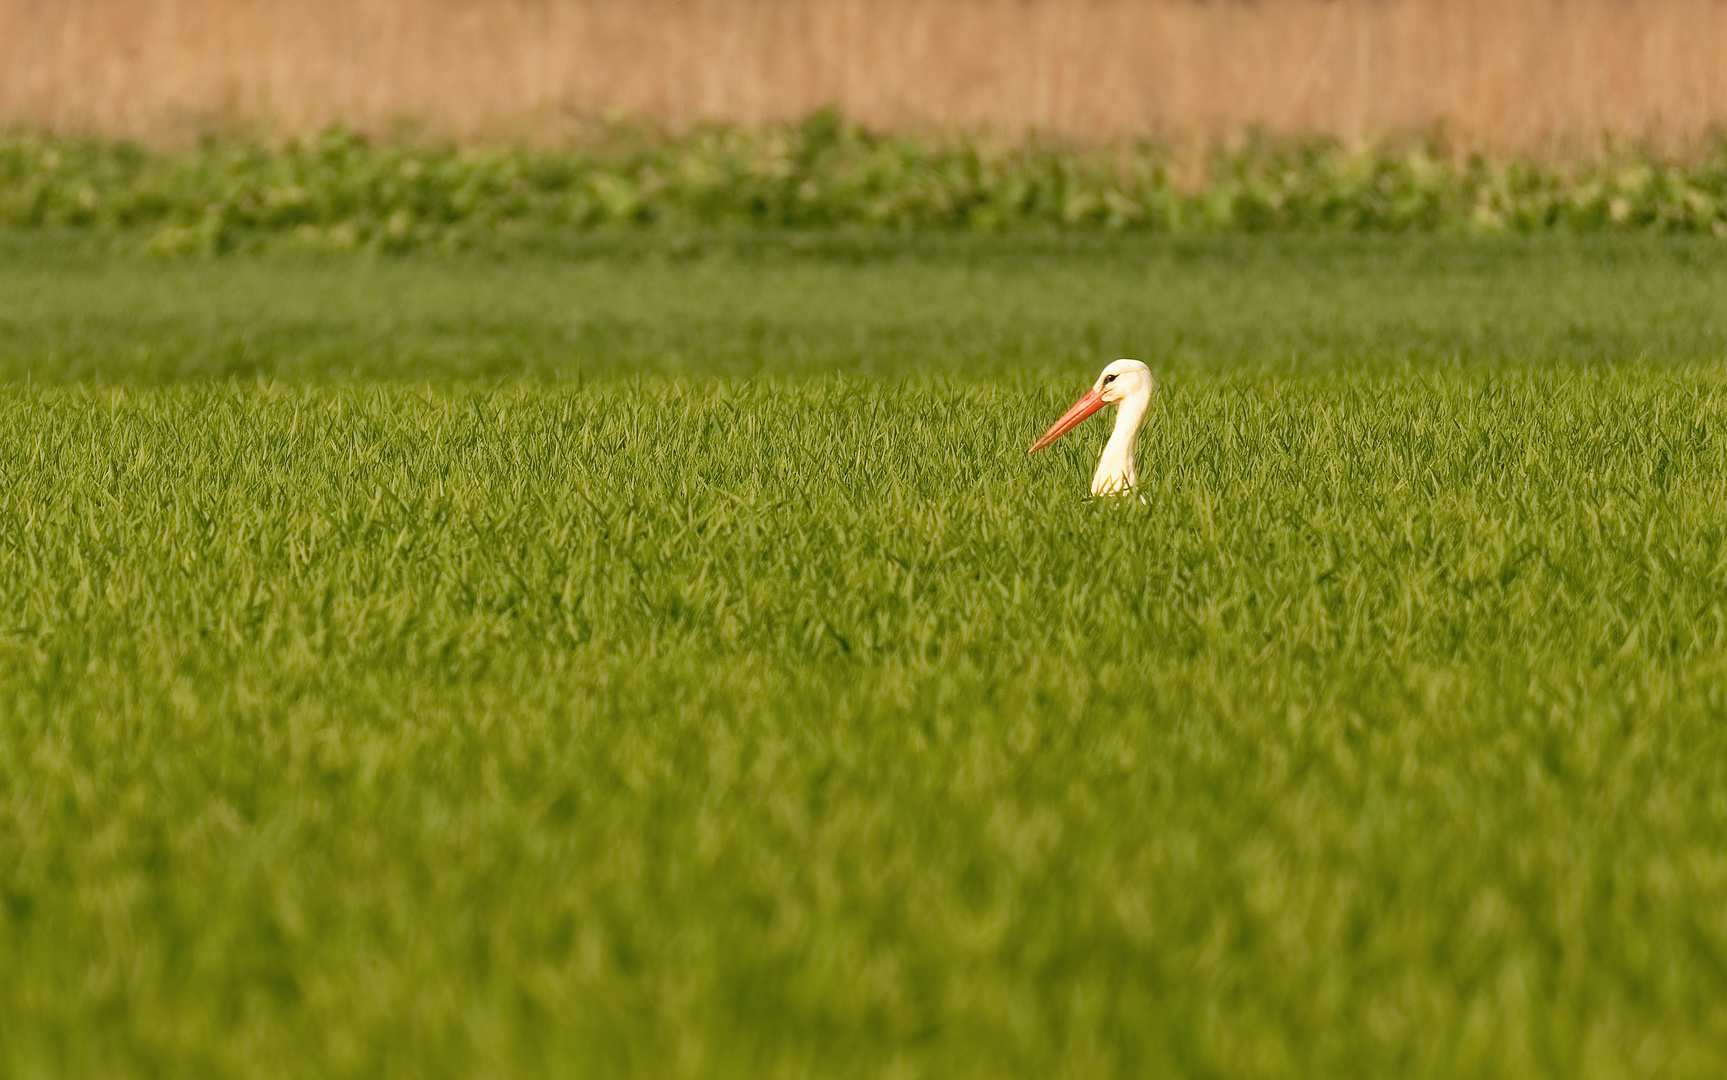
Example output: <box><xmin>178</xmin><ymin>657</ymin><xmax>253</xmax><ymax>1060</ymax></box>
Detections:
<box><xmin>3</xmin><ymin>0</ymin><xmax>1727</xmax><ymax>151</ymax></box>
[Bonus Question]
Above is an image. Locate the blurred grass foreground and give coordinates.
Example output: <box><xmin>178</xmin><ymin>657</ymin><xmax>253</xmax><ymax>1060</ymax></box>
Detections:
<box><xmin>5</xmin><ymin>227</ymin><xmax>1727</xmax><ymax>1078</ymax></box>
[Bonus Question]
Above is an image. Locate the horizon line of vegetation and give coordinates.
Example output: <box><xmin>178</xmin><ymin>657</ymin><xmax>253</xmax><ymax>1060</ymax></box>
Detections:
<box><xmin>4</xmin><ymin>112</ymin><xmax>1727</xmax><ymax>254</ymax></box>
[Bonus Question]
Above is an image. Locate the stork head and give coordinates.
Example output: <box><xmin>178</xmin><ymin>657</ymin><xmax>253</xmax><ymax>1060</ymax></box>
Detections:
<box><xmin>1094</xmin><ymin>358</ymin><xmax>1156</xmax><ymax>405</ymax></box>
<box><xmin>1027</xmin><ymin>359</ymin><xmax>1157</xmax><ymax>454</ymax></box>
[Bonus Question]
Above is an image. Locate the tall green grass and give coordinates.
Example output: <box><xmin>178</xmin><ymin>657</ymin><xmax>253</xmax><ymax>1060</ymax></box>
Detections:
<box><xmin>4</xmin><ymin>236</ymin><xmax>1727</xmax><ymax>1078</ymax></box>
<box><xmin>3</xmin><ymin>118</ymin><xmax>1727</xmax><ymax>253</ymax></box>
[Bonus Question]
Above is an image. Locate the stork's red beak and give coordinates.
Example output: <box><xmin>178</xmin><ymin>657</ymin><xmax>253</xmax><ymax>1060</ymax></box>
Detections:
<box><xmin>1027</xmin><ymin>389</ymin><xmax>1106</xmax><ymax>454</ymax></box>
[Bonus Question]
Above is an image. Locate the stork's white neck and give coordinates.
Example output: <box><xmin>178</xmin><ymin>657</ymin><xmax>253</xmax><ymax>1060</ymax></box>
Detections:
<box><xmin>1090</xmin><ymin>387</ymin><xmax>1152</xmax><ymax>497</ymax></box>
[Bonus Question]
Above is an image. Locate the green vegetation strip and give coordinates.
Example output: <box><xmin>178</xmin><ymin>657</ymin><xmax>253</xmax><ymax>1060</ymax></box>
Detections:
<box><xmin>4</xmin><ymin>237</ymin><xmax>1727</xmax><ymax>1077</ymax></box>
<box><xmin>3</xmin><ymin>117</ymin><xmax>1727</xmax><ymax>252</ymax></box>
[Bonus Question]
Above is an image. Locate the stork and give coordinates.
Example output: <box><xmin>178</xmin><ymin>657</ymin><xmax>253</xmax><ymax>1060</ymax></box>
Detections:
<box><xmin>1027</xmin><ymin>359</ymin><xmax>1157</xmax><ymax>497</ymax></box>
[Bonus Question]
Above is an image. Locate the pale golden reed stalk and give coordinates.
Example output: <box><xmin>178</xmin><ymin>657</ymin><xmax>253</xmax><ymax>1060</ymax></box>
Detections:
<box><xmin>2</xmin><ymin>0</ymin><xmax>1726</xmax><ymax>151</ymax></box>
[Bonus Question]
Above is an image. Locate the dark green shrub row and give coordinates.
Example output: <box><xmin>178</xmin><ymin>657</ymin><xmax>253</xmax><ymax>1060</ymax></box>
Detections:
<box><xmin>3</xmin><ymin>113</ymin><xmax>1725</xmax><ymax>251</ymax></box>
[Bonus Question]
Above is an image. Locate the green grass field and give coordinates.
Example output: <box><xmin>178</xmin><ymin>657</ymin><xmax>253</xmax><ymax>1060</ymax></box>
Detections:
<box><xmin>4</xmin><ymin>234</ymin><xmax>1727</xmax><ymax>1079</ymax></box>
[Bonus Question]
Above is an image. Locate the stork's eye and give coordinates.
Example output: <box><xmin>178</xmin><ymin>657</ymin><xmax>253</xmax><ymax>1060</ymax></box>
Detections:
<box><xmin>1103</xmin><ymin>374</ymin><xmax>1117</xmax><ymax>386</ymax></box>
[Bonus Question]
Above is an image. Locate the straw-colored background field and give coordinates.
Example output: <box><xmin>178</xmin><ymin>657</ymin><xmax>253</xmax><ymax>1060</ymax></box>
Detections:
<box><xmin>4</xmin><ymin>0</ymin><xmax>1727</xmax><ymax>150</ymax></box>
